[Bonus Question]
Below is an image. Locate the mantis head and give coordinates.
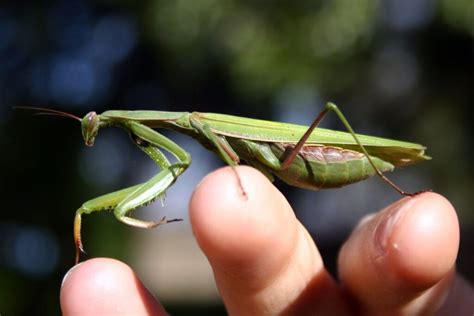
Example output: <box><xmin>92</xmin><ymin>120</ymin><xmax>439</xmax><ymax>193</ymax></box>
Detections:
<box><xmin>81</xmin><ymin>111</ymin><xmax>100</xmax><ymax>147</ymax></box>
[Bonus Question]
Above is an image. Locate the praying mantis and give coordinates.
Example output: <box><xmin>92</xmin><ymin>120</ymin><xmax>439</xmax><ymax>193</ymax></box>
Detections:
<box><xmin>18</xmin><ymin>102</ymin><xmax>430</xmax><ymax>263</ymax></box>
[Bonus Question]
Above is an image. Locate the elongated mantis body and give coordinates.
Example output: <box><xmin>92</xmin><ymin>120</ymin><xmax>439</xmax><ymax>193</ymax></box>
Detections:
<box><xmin>18</xmin><ymin>102</ymin><xmax>430</xmax><ymax>263</ymax></box>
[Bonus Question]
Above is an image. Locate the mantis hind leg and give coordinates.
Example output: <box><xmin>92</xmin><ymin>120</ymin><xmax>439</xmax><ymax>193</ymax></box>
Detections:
<box><xmin>282</xmin><ymin>102</ymin><xmax>419</xmax><ymax>196</ymax></box>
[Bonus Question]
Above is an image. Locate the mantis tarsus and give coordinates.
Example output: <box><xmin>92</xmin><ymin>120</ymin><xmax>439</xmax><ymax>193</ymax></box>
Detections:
<box><xmin>18</xmin><ymin>102</ymin><xmax>430</xmax><ymax>263</ymax></box>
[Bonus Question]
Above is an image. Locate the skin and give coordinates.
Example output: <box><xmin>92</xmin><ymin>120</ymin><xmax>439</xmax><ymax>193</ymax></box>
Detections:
<box><xmin>60</xmin><ymin>166</ymin><xmax>473</xmax><ymax>315</ymax></box>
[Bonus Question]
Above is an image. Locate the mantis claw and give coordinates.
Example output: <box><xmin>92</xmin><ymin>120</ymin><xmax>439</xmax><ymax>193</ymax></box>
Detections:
<box><xmin>153</xmin><ymin>216</ymin><xmax>183</xmax><ymax>226</ymax></box>
<box><xmin>159</xmin><ymin>192</ymin><xmax>166</xmax><ymax>207</ymax></box>
<box><xmin>75</xmin><ymin>239</ymin><xmax>87</xmax><ymax>265</ymax></box>
<box><xmin>117</xmin><ymin>215</ymin><xmax>182</xmax><ymax>228</ymax></box>
<box><xmin>74</xmin><ymin>212</ymin><xmax>86</xmax><ymax>264</ymax></box>
<box><xmin>230</xmin><ymin>166</ymin><xmax>248</xmax><ymax>200</ymax></box>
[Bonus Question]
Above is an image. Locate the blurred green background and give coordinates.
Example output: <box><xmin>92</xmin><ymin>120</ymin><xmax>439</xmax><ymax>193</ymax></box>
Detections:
<box><xmin>0</xmin><ymin>0</ymin><xmax>472</xmax><ymax>314</ymax></box>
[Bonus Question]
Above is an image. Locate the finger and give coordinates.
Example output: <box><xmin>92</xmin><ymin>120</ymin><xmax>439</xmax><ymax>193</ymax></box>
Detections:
<box><xmin>190</xmin><ymin>166</ymin><xmax>349</xmax><ymax>315</ymax></box>
<box><xmin>60</xmin><ymin>258</ymin><xmax>166</xmax><ymax>316</ymax></box>
<box><xmin>338</xmin><ymin>192</ymin><xmax>459</xmax><ymax>315</ymax></box>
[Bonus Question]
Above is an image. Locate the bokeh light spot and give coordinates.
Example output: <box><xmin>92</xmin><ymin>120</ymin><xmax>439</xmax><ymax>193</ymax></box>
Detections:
<box><xmin>13</xmin><ymin>226</ymin><xmax>59</xmax><ymax>277</ymax></box>
<box><xmin>49</xmin><ymin>56</ymin><xmax>95</xmax><ymax>105</ymax></box>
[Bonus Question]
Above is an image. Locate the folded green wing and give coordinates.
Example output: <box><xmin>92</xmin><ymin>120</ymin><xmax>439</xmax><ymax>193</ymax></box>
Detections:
<box><xmin>200</xmin><ymin>112</ymin><xmax>430</xmax><ymax>167</ymax></box>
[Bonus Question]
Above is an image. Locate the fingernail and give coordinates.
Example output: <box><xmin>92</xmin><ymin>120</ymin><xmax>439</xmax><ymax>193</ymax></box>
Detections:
<box><xmin>61</xmin><ymin>262</ymin><xmax>82</xmax><ymax>288</ymax></box>
<box><xmin>374</xmin><ymin>200</ymin><xmax>412</xmax><ymax>255</ymax></box>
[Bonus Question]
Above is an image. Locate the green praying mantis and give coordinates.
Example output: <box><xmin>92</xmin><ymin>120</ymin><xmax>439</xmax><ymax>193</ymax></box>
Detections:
<box><xmin>18</xmin><ymin>102</ymin><xmax>430</xmax><ymax>263</ymax></box>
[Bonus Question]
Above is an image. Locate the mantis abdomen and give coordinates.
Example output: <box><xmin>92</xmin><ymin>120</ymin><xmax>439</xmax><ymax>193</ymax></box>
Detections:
<box><xmin>228</xmin><ymin>139</ymin><xmax>394</xmax><ymax>190</ymax></box>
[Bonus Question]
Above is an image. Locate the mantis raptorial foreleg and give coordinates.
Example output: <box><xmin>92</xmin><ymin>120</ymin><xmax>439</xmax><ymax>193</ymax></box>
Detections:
<box><xmin>282</xmin><ymin>102</ymin><xmax>418</xmax><ymax>196</ymax></box>
<box><xmin>113</xmin><ymin>121</ymin><xmax>190</xmax><ymax>224</ymax></box>
<box><xmin>74</xmin><ymin>121</ymin><xmax>191</xmax><ymax>263</ymax></box>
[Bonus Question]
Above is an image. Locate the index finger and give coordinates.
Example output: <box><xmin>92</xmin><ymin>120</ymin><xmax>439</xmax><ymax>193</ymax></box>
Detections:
<box><xmin>189</xmin><ymin>166</ymin><xmax>350</xmax><ymax>315</ymax></box>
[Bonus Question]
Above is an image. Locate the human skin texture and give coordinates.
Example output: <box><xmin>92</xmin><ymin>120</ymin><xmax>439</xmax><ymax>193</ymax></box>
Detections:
<box><xmin>61</xmin><ymin>166</ymin><xmax>472</xmax><ymax>315</ymax></box>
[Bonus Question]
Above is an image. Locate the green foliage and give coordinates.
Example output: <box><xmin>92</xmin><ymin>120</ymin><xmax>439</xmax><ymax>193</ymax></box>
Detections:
<box><xmin>143</xmin><ymin>0</ymin><xmax>378</xmax><ymax>96</ymax></box>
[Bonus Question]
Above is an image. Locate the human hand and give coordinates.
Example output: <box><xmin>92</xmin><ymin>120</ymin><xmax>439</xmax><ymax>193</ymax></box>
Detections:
<box><xmin>60</xmin><ymin>166</ymin><xmax>473</xmax><ymax>315</ymax></box>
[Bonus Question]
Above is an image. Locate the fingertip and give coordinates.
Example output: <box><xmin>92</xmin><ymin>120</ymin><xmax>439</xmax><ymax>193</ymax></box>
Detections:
<box><xmin>189</xmin><ymin>166</ymin><xmax>343</xmax><ymax>315</ymax></box>
<box><xmin>60</xmin><ymin>258</ymin><xmax>166</xmax><ymax>316</ymax></box>
<box><xmin>189</xmin><ymin>166</ymin><xmax>298</xmax><ymax>268</ymax></box>
<box><xmin>339</xmin><ymin>192</ymin><xmax>460</xmax><ymax>312</ymax></box>
<box><xmin>387</xmin><ymin>192</ymin><xmax>459</xmax><ymax>286</ymax></box>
